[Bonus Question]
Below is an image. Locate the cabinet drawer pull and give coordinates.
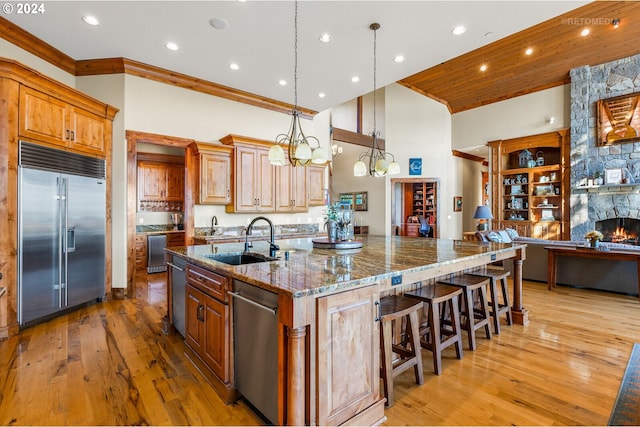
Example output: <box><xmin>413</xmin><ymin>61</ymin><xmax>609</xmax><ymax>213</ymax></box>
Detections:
<box><xmin>70</xmin><ymin>130</ymin><xmax>75</xmax><ymax>141</ymax></box>
<box><xmin>374</xmin><ymin>300</ymin><xmax>381</xmax><ymax>322</ymax></box>
<box><xmin>197</xmin><ymin>304</ymin><xmax>204</xmax><ymax>322</ymax></box>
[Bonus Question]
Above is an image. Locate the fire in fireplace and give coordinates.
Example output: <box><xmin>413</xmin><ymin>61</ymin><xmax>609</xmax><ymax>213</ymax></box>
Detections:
<box><xmin>595</xmin><ymin>218</ymin><xmax>640</xmax><ymax>246</ymax></box>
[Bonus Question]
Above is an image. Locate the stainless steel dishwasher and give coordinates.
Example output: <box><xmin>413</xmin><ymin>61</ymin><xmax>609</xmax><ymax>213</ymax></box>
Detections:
<box><xmin>229</xmin><ymin>279</ymin><xmax>279</xmax><ymax>424</ymax></box>
<box><xmin>167</xmin><ymin>255</ymin><xmax>187</xmax><ymax>337</ymax></box>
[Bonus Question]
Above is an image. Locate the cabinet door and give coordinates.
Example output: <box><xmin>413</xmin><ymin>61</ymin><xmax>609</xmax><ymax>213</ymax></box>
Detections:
<box><xmin>291</xmin><ymin>164</ymin><xmax>308</xmax><ymax>212</ymax></box>
<box><xmin>308</xmin><ymin>165</ymin><xmax>326</xmax><ymax>206</ymax></box>
<box><xmin>256</xmin><ymin>147</ymin><xmax>275</xmax><ymax>211</ymax></box>
<box><xmin>200</xmin><ymin>151</ymin><xmax>231</xmax><ymax>204</ymax></box>
<box><xmin>165</xmin><ymin>164</ymin><xmax>184</xmax><ymax>201</ymax></box>
<box><xmin>275</xmin><ymin>163</ymin><xmax>293</xmax><ymax>212</ymax></box>
<box><xmin>135</xmin><ymin>234</ymin><xmax>147</xmax><ymax>273</ymax></box>
<box><xmin>203</xmin><ymin>295</ymin><xmax>229</xmax><ymax>382</ymax></box>
<box><xmin>316</xmin><ymin>284</ymin><xmax>380</xmax><ymax>426</ymax></box>
<box><xmin>68</xmin><ymin>106</ymin><xmax>106</xmax><ymax>156</ymax></box>
<box><xmin>185</xmin><ymin>285</ymin><xmax>205</xmax><ymax>355</ymax></box>
<box><xmin>138</xmin><ymin>162</ymin><xmax>165</xmax><ymax>201</ymax></box>
<box><xmin>19</xmin><ymin>86</ymin><xmax>68</xmax><ymax>146</ymax></box>
<box><xmin>234</xmin><ymin>146</ymin><xmax>259</xmax><ymax>211</ymax></box>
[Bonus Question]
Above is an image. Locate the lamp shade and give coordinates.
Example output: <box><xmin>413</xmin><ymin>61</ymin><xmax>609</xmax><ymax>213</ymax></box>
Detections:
<box><xmin>268</xmin><ymin>144</ymin><xmax>286</xmax><ymax>166</ymax></box>
<box><xmin>473</xmin><ymin>205</ymin><xmax>493</xmax><ymax>220</ymax></box>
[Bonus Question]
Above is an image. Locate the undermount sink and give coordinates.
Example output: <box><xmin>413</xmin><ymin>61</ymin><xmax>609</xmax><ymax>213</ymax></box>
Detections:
<box><xmin>204</xmin><ymin>252</ymin><xmax>277</xmax><ymax>265</ymax></box>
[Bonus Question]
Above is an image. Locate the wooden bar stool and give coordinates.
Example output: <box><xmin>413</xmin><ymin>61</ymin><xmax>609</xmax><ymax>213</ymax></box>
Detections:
<box><xmin>379</xmin><ymin>295</ymin><xmax>424</xmax><ymax>407</ymax></box>
<box><xmin>470</xmin><ymin>269</ymin><xmax>513</xmax><ymax>334</ymax></box>
<box><xmin>405</xmin><ymin>284</ymin><xmax>464</xmax><ymax>375</ymax></box>
<box><xmin>439</xmin><ymin>274</ymin><xmax>492</xmax><ymax>351</ymax></box>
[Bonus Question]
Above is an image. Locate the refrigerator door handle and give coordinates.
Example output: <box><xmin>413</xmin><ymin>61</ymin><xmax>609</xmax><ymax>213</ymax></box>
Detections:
<box><xmin>66</xmin><ymin>227</ymin><xmax>76</xmax><ymax>253</ymax></box>
<box><xmin>62</xmin><ymin>177</ymin><xmax>69</xmax><ymax>307</ymax></box>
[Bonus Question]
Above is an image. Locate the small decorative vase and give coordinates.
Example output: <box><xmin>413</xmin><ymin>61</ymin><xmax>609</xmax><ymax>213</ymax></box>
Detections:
<box><xmin>589</xmin><ymin>239</ymin><xmax>600</xmax><ymax>249</ymax></box>
<box><xmin>326</xmin><ymin>221</ymin><xmax>338</xmax><ymax>241</ymax></box>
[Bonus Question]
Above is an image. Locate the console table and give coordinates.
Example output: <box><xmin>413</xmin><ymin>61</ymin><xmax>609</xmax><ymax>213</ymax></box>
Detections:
<box><xmin>545</xmin><ymin>246</ymin><xmax>640</xmax><ymax>299</ymax></box>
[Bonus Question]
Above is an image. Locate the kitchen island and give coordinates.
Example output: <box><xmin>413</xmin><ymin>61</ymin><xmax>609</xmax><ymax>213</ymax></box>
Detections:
<box><xmin>166</xmin><ymin>236</ymin><xmax>527</xmax><ymax>426</ymax></box>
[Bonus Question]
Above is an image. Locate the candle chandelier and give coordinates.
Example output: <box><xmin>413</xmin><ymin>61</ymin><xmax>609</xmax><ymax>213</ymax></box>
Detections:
<box><xmin>269</xmin><ymin>0</ymin><xmax>327</xmax><ymax>167</ymax></box>
<box><xmin>353</xmin><ymin>23</ymin><xmax>400</xmax><ymax>177</ymax></box>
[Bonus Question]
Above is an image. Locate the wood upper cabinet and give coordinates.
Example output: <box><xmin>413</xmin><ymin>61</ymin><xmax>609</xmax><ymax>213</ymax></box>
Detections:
<box><xmin>275</xmin><ymin>161</ymin><xmax>308</xmax><ymax>212</ymax></box>
<box><xmin>197</xmin><ymin>144</ymin><xmax>232</xmax><ymax>205</ymax></box>
<box><xmin>137</xmin><ymin>156</ymin><xmax>184</xmax><ymax>205</ymax></box>
<box><xmin>316</xmin><ymin>284</ymin><xmax>381</xmax><ymax>426</ymax></box>
<box><xmin>308</xmin><ymin>164</ymin><xmax>326</xmax><ymax>206</ymax></box>
<box><xmin>19</xmin><ymin>86</ymin><xmax>106</xmax><ymax>157</ymax></box>
<box><xmin>222</xmin><ymin>135</ymin><xmax>275</xmax><ymax>213</ymax></box>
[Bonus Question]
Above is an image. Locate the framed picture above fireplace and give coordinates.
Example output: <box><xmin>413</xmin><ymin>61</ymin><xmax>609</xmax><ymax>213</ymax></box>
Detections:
<box><xmin>597</xmin><ymin>92</ymin><xmax>640</xmax><ymax>145</ymax></box>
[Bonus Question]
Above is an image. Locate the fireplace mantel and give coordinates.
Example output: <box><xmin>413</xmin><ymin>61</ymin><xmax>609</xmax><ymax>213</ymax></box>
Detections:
<box><xmin>572</xmin><ymin>183</ymin><xmax>640</xmax><ymax>193</ymax></box>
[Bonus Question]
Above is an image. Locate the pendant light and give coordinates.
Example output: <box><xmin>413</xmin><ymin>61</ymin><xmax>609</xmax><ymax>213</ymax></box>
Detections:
<box><xmin>353</xmin><ymin>23</ymin><xmax>400</xmax><ymax>177</ymax></box>
<box><xmin>269</xmin><ymin>0</ymin><xmax>327</xmax><ymax>167</ymax></box>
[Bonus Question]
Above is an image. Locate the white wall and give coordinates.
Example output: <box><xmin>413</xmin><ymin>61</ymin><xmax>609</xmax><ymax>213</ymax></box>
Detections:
<box><xmin>385</xmin><ymin>83</ymin><xmax>461</xmax><ymax>239</ymax></box>
<box><xmin>452</xmin><ymin>85</ymin><xmax>570</xmax><ymax>151</ymax></box>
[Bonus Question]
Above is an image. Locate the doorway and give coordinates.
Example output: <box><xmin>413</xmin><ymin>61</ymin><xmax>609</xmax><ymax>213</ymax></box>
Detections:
<box><xmin>390</xmin><ymin>178</ymin><xmax>440</xmax><ymax>238</ymax></box>
<box><xmin>125</xmin><ymin>130</ymin><xmax>198</xmax><ymax>299</ymax></box>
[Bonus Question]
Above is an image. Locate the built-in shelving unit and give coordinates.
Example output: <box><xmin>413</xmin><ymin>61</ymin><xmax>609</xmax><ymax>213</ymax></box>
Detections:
<box><xmin>488</xmin><ymin>129</ymin><xmax>570</xmax><ymax>240</ymax></box>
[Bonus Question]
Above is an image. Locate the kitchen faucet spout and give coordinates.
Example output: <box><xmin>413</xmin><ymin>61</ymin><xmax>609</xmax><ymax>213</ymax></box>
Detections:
<box><xmin>245</xmin><ymin>216</ymin><xmax>279</xmax><ymax>257</ymax></box>
<box><xmin>210</xmin><ymin>215</ymin><xmax>218</xmax><ymax>235</ymax></box>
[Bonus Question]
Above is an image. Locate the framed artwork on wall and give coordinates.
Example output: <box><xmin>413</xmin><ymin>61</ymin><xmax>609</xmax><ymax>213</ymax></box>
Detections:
<box><xmin>454</xmin><ymin>196</ymin><xmax>462</xmax><ymax>212</ymax></box>
<box><xmin>409</xmin><ymin>158</ymin><xmax>422</xmax><ymax>175</ymax></box>
<box><xmin>606</xmin><ymin>168</ymin><xmax>622</xmax><ymax>185</ymax></box>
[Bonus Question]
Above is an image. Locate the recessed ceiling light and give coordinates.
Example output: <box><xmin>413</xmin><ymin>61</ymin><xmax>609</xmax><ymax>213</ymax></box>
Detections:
<box><xmin>82</xmin><ymin>15</ymin><xmax>99</xmax><ymax>26</ymax></box>
<box><xmin>229</xmin><ymin>63</ymin><xmax>239</xmax><ymax>71</ymax></box>
<box><xmin>393</xmin><ymin>55</ymin><xmax>405</xmax><ymax>63</ymax></box>
<box><xmin>237</xmin><ymin>0</ymin><xmax>247</xmax><ymax>2</ymax></box>
<box><xmin>480</xmin><ymin>64</ymin><xmax>488</xmax><ymax>72</ymax></box>
<box><xmin>452</xmin><ymin>25</ymin><xmax>466</xmax><ymax>36</ymax></box>
<box><xmin>209</xmin><ymin>18</ymin><xmax>228</xmax><ymax>30</ymax></box>
<box><xmin>319</xmin><ymin>33</ymin><xmax>332</xmax><ymax>43</ymax></box>
<box><xmin>581</xmin><ymin>28</ymin><xmax>590</xmax><ymax>37</ymax></box>
<box><xmin>278</xmin><ymin>79</ymin><xmax>287</xmax><ymax>86</ymax></box>
<box><xmin>318</xmin><ymin>93</ymin><xmax>326</xmax><ymax>98</ymax></box>
<box><xmin>525</xmin><ymin>47</ymin><xmax>533</xmax><ymax>55</ymax></box>
<box><xmin>484</xmin><ymin>31</ymin><xmax>494</xmax><ymax>38</ymax></box>
<box><xmin>166</xmin><ymin>42</ymin><xmax>179</xmax><ymax>51</ymax></box>
<box><xmin>351</xmin><ymin>76</ymin><xmax>360</xmax><ymax>83</ymax></box>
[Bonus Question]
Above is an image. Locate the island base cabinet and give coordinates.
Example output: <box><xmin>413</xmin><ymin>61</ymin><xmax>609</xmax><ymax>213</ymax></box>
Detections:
<box><xmin>315</xmin><ymin>284</ymin><xmax>385</xmax><ymax>426</ymax></box>
<box><xmin>185</xmin><ymin>283</ymin><xmax>234</xmax><ymax>403</ymax></box>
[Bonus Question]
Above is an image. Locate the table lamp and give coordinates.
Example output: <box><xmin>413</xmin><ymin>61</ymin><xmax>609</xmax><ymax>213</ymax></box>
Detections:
<box><xmin>473</xmin><ymin>205</ymin><xmax>493</xmax><ymax>231</ymax></box>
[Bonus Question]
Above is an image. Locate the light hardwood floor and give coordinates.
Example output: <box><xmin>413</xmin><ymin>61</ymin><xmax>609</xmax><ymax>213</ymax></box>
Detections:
<box><xmin>0</xmin><ymin>274</ymin><xmax>638</xmax><ymax>425</ymax></box>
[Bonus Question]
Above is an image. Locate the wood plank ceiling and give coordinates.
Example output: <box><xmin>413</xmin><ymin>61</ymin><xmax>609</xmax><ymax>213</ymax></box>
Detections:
<box><xmin>399</xmin><ymin>1</ymin><xmax>640</xmax><ymax>114</ymax></box>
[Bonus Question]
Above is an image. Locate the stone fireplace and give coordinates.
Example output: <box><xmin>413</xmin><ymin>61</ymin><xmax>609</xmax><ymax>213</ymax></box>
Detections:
<box><xmin>569</xmin><ymin>54</ymin><xmax>640</xmax><ymax>241</ymax></box>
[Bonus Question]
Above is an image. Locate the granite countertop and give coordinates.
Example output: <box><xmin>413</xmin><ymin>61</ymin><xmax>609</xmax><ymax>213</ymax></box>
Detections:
<box><xmin>166</xmin><ymin>236</ymin><xmax>525</xmax><ymax>298</ymax></box>
<box><xmin>137</xmin><ymin>225</ymin><xmax>185</xmax><ymax>234</ymax></box>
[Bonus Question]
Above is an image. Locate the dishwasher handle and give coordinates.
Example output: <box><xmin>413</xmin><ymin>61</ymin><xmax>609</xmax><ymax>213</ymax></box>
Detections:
<box><xmin>228</xmin><ymin>291</ymin><xmax>277</xmax><ymax>315</ymax></box>
<box><xmin>166</xmin><ymin>262</ymin><xmax>184</xmax><ymax>272</ymax></box>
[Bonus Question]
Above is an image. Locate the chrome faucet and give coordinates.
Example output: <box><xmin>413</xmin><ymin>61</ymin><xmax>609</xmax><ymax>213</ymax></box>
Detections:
<box><xmin>245</xmin><ymin>216</ymin><xmax>279</xmax><ymax>257</ymax></box>
<box><xmin>210</xmin><ymin>215</ymin><xmax>218</xmax><ymax>235</ymax></box>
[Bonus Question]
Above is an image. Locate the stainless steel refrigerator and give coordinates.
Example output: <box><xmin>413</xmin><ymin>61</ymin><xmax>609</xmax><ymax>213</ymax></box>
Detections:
<box><xmin>18</xmin><ymin>142</ymin><xmax>107</xmax><ymax>327</ymax></box>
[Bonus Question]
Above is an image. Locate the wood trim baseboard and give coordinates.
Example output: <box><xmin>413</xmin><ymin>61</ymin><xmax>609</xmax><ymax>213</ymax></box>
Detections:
<box><xmin>111</xmin><ymin>288</ymin><xmax>126</xmax><ymax>300</ymax></box>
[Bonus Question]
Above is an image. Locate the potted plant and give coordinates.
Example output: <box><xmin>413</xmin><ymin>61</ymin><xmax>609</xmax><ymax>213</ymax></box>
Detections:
<box><xmin>585</xmin><ymin>230</ymin><xmax>604</xmax><ymax>248</ymax></box>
